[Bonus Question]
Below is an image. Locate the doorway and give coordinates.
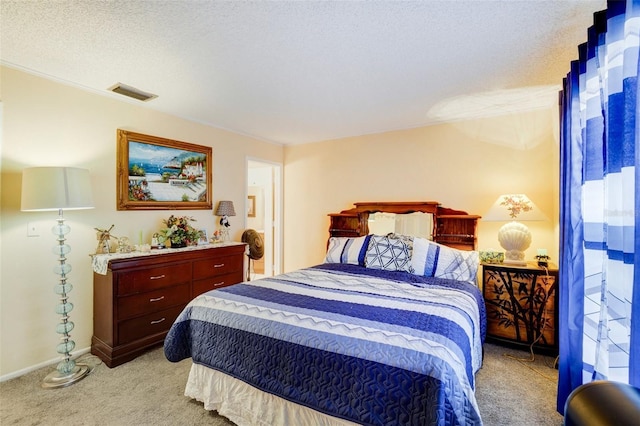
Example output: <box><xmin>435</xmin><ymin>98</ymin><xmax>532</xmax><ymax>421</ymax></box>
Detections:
<box><xmin>246</xmin><ymin>159</ymin><xmax>282</xmax><ymax>279</ymax></box>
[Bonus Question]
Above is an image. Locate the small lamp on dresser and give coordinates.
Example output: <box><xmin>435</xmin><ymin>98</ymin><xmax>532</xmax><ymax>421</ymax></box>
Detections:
<box><xmin>483</xmin><ymin>194</ymin><xmax>547</xmax><ymax>266</ymax></box>
<box><xmin>215</xmin><ymin>200</ymin><xmax>236</xmax><ymax>242</ymax></box>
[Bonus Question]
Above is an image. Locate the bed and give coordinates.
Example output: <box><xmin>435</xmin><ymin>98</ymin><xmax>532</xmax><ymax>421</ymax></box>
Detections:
<box><xmin>164</xmin><ymin>202</ymin><xmax>486</xmax><ymax>425</ymax></box>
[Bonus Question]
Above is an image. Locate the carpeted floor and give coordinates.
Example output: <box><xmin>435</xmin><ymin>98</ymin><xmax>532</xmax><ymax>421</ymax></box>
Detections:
<box><xmin>476</xmin><ymin>344</ymin><xmax>562</xmax><ymax>425</ymax></box>
<box><xmin>0</xmin><ymin>343</ymin><xmax>562</xmax><ymax>425</ymax></box>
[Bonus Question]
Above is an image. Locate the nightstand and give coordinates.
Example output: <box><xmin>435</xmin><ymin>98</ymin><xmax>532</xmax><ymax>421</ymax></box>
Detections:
<box><xmin>482</xmin><ymin>262</ymin><xmax>558</xmax><ymax>355</ymax></box>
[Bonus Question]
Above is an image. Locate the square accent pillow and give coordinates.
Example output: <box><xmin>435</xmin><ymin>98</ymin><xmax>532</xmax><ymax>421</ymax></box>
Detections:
<box><xmin>325</xmin><ymin>235</ymin><xmax>371</xmax><ymax>266</ymax></box>
<box><xmin>411</xmin><ymin>237</ymin><xmax>479</xmax><ymax>285</ymax></box>
<box><xmin>386</xmin><ymin>233</ymin><xmax>415</xmax><ymax>251</ymax></box>
<box><xmin>365</xmin><ymin>235</ymin><xmax>413</xmax><ymax>272</ymax></box>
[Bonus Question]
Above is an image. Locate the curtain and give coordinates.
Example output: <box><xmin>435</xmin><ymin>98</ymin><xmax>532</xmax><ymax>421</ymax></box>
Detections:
<box><xmin>558</xmin><ymin>0</ymin><xmax>640</xmax><ymax>413</ymax></box>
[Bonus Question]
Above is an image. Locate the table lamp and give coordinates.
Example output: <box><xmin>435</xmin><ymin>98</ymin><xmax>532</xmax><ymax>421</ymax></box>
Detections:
<box><xmin>215</xmin><ymin>200</ymin><xmax>236</xmax><ymax>241</ymax></box>
<box><xmin>483</xmin><ymin>194</ymin><xmax>547</xmax><ymax>265</ymax></box>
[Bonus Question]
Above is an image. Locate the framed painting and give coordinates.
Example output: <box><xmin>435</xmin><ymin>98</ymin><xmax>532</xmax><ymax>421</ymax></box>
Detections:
<box><xmin>247</xmin><ymin>195</ymin><xmax>256</xmax><ymax>217</ymax></box>
<box><xmin>117</xmin><ymin>130</ymin><xmax>212</xmax><ymax>210</ymax></box>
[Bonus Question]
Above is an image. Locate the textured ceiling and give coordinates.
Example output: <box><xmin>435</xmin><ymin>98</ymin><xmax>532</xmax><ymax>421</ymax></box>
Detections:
<box><xmin>1</xmin><ymin>0</ymin><xmax>605</xmax><ymax>145</ymax></box>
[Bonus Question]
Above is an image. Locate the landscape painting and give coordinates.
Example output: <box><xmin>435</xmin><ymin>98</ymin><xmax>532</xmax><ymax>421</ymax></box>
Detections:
<box><xmin>117</xmin><ymin>130</ymin><xmax>212</xmax><ymax>210</ymax></box>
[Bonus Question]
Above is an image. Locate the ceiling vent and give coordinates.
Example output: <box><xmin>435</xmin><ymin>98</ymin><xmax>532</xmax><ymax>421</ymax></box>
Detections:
<box><xmin>108</xmin><ymin>83</ymin><xmax>157</xmax><ymax>101</ymax></box>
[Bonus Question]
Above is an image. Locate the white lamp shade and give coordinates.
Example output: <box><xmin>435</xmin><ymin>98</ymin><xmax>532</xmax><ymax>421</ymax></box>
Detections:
<box><xmin>483</xmin><ymin>194</ymin><xmax>548</xmax><ymax>222</ymax></box>
<box><xmin>21</xmin><ymin>167</ymin><xmax>94</xmax><ymax>211</ymax></box>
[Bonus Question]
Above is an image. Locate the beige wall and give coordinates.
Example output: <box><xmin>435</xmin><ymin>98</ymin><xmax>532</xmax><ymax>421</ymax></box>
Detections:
<box><xmin>0</xmin><ymin>66</ymin><xmax>283</xmax><ymax>377</ymax></box>
<box><xmin>0</xmin><ymin>65</ymin><xmax>560</xmax><ymax>379</ymax></box>
<box><xmin>283</xmin><ymin>111</ymin><xmax>560</xmax><ymax>272</ymax></box>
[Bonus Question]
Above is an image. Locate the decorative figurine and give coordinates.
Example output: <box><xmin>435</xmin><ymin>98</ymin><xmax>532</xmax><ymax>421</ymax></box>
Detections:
<box><xmin>151</xmin><ymin>233</ymin><xmax>162</xmax><ymax>249</ymax></box>
<box><xmin>95</xmin><ymin>225</ymin><xmax>114</xmax><ymax>254</ymax></box>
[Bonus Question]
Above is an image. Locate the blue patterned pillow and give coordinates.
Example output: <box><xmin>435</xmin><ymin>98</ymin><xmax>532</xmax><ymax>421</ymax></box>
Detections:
<box><xmin>411</xmin><ymin>237</ymin><xmax>479</xmax><ymax>285</ymax></box>
<box><xmin>386</xmin><ymin>233</ymin><xmax>414</xmax><ymax>250</ymax></box>
<box><xmin>365</xmin><ymin>235</ymin><xmax>413</xmax><ymax>272</ymax></box>
<box><xmin>325</xmin><ymin>235</ymin><xmax>371</xmax><ymax>266</ymax></box>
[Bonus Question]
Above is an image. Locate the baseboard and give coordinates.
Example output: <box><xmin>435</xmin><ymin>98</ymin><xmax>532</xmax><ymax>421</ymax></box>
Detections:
<box><xmin>0</xmin><ymin>347</ymin><xmax>90</xmax><ymax>383</ymax></box>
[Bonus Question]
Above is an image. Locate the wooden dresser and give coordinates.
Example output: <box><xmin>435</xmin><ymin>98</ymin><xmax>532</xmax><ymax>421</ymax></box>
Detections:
<box><xmin>91</xmin><ymin>243</ymin><xmax>246</xmax><ymax>367</ymax></box>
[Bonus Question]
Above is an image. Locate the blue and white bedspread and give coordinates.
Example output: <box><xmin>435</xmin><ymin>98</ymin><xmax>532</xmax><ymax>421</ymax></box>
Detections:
<box><xmin>164</xmin><ymin>263</ymin><xmax>486</xmax><ymax>425</ymax></box>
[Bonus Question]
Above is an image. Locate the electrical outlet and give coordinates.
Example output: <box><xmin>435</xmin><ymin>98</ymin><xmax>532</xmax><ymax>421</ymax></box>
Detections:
<box><xmin>27</xmin><ymin>222</ymin><xmax>39</xmax><ymax>237</ymax></box>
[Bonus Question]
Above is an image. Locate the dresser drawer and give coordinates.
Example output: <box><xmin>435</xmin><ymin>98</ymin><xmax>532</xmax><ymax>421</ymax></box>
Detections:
<box><xmin>117</xmin><ymin>263</ymin><xmax>192</xmax><ymax>296</ymax></box>
<box><xmin>193</xmin><ymin>271</ymin><xmax>243</xmax><ymax>296</ymax></box>
<box><xmin>117</xmin><ymin>283</ymin><xmax>191</xmax><ymax>320</ymax></box>
<box><xmin>193</xmin><ymin>255</ymin><xmax>243</xmax><ymax>280</ymax></box>
<box><xmin>118</xmin><ymin>305</ymin><xmax>184</xmax><ymax>345</ymax></box>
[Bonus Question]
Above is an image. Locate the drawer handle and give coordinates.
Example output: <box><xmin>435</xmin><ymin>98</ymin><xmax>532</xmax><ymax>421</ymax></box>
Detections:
<box><xmin>150</xmin><ymin>317</ymin><xmax>166</xmax><ymax>325</ymax></box>
<box><xmin>213</xmin><ymin>281</ymin><xmax>225</xmax><ymax>287</ymax></box>
<box><xmin>149</xmin><ymin>296</ymin><xmax>165</xmax><ymax>302</ymax></box>
<box><xmin>149</xmin><ymin>274</ymin><xmax>166</xmax><ymax>280</ymax></box>
<box><xmin>213</xmin><ymin>263</ymin><xmax>225</xmax><ymax>268</ymax></box>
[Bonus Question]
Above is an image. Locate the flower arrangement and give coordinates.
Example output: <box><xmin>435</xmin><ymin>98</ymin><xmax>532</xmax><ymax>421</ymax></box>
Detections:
<box><xmin>158</xmin><ymin>215</ymin><xmax>202</xmax><ymax>247</ymax></box>
<box><xmin>500</xmin><ymin>194</ymin><xmax>533</xmax><ymax>219</ymax></box>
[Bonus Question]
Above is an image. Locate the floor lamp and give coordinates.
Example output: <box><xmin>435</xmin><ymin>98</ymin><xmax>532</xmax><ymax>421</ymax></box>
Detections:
<box><xmin>21</xmin><ymin>167</ymin><xmax>97</xmax><ymax>388</ymax></box>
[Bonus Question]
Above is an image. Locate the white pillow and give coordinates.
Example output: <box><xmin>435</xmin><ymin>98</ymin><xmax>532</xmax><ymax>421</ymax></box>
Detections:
<box><xmin>364</xmin><ymin>235</ymin><xmax>413</xmax><ymax>272</ymax></box>
<box><xmin>325</xmin><ymin>235</ymin><xmax>371</xmax><ymax>266</ymax></box>
<box><xmin>411</xmin><ymin>237</ymin><xmax>479</xmax><ymax>285</ymax></box>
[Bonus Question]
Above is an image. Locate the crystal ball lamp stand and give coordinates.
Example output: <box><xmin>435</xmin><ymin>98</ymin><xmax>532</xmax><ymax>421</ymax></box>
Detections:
<box><xmin>42</xmin><ymin>212</ymin><xmax>94</xmax><ymax>389</ymax></box>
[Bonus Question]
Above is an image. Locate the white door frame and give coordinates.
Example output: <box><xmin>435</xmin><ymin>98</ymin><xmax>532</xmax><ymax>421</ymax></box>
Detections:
<box><xmin>246</xmin><ymin>157</ymin><xmax>283</xmax><ymax>276</ymax></box>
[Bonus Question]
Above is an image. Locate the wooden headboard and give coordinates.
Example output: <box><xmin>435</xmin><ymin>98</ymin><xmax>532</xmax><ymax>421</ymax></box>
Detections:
<box><xmin>328</xmin><ymin>201</ymin><xmax>481</xmax><ymax>250</ymax></box>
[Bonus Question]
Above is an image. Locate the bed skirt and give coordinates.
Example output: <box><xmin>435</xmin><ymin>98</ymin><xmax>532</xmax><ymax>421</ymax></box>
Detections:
<box><xmin>185</xmin><ymin>362</ymin><xmax>360</xmax><ymax>426</ymax></box>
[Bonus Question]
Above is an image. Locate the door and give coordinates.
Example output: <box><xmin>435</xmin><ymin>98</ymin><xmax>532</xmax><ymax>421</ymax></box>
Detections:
<box><xmin>246</xmin><ymin>159</ymin><xmax>282</xmax><ymax>278</ymax></box>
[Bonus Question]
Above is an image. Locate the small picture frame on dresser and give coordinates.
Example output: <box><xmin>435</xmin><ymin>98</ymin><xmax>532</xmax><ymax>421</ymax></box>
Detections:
<box><xmin>197</xmin><ymin>229</ymin><xmax>209</xmax><ymax>245</ymax></box>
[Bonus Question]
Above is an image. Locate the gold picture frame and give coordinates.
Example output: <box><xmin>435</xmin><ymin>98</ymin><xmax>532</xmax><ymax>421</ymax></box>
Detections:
<box><xmin>117</xmin><ymin>129</ymin><xmax>212</xmax><ymax>210</ymax></box>
<box><xmin>247</xmin><ymin>195</ymin><xmax>256</xmax><ymax>217</ymax></box>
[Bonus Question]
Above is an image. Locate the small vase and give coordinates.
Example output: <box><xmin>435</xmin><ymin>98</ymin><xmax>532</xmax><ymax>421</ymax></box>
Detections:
<box><xmin>171</xmin><ymin>241</ymin><xmax>186</xmax><ymax>248</ymax></box>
